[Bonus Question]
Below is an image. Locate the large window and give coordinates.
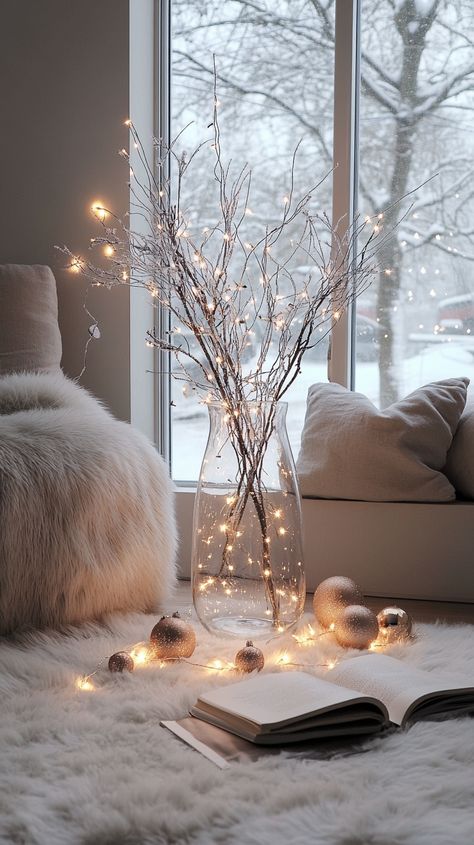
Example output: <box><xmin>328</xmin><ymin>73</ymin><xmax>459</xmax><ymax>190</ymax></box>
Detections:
<box><xmin>356</xmin><ymin>0</ymin><xmax>474</xmax><ymax>407</ymax></box>
<box><xmin>167</xmin><ymin>0</ymin><xmax>474</xmax><ymax>481</ymax></box>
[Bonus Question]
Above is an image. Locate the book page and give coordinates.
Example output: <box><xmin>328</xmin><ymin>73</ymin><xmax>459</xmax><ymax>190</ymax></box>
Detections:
<box><xmin>329</xmin><ymin>653</ymin><xmax>474</xmax><ymax>725</ymax></box>
<box><xmin>195</xmin><ymin>671</ymin><xmax>381</xmax><ymax>730</ymax></box>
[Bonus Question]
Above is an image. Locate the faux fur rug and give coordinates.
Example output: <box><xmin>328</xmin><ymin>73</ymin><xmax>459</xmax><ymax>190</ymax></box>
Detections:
<box><xmin>1</xmin><ymin>611</ymin><xmax>473</xmax><ymax>845</ymax></box>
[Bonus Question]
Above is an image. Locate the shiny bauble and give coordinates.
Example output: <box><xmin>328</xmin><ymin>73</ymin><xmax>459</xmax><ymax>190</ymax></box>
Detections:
<box><xmin>313</xmin><ymin>576</ymin><xmax>364</xmax><ymax>629</ymax></box>
<box><xmin>335</xmin><ymin>605</ymin><xmax>379</xmax><ymax>649</ymax></box>
<box><xmin>234</xmin><ymin>641</ymin><xmax>265</xmax><ymax>673</ymax></box>
<box><xmin>377</xmin><ymin>606</ymin><xmax>413</xmax><ymax>644</ymax></box>
<box><xmin>108</xmin><ymin>651</ymin><xmax>134</xmax><ymax>673</ymax></box>
<box><xmin>150</xmin><ymin>612</ymin><xmax>197</xmax><ymax>659</ymax></box>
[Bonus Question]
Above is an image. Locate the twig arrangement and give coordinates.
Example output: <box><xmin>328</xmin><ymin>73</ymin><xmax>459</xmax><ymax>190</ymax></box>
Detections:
<box><xmin>58</xmin><ymin>92</ymin><xmax>387</xmax><ymax>627</ymax></box>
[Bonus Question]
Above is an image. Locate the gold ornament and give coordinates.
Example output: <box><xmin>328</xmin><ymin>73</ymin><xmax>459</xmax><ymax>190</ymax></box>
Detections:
<box><xmin>108</xmin><ymin>651</ymin><xmax>134</xmax><ymax>673</ymax></box>
<box><xmin>150</xmin><ymin>612</ymin><xmax>197</xmax><ymax>659</ymax></box>
<box><xmin>313</xmin><ymin>576</ymin><xmax>363</xmax><ymax>629</ymax></box>
<box><xmin>234</xmin><ymin>640</ymin><xmax>265</xmax><ymax>673</ymax></box>
<box><xmin>377</xmin><ymin>606</ymin><xmax>413</xmax><ymax>644</ymax></box>
<box><xmin>335</xmin><ymin>605</ymin><xmax>379</xmax><ymax>649</ymax></box>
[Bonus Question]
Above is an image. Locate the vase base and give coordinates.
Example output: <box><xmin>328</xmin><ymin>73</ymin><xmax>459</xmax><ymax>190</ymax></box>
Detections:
<box><xmin>210</xmin><ymin>616</ymin><xmax>283</xmax><ymax>638</ymax></box>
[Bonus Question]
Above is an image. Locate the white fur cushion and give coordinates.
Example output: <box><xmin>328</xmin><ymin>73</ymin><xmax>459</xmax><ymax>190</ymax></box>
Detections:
<box><xmin>445</xmin><ymin>397</ymin><xmax>474</xmax><ymax>499</ymax></box>
<box><xmin>0</xmin><ymin>372</ymin><xmax>177</xmax><ymax>634</ymax></box>
<box><xmin>296</xmin><ymin>378</ymin><xmax>469</xmax><ymax>502</ymax></box>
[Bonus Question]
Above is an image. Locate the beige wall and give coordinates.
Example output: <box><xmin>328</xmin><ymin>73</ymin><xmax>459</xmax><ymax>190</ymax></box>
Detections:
<box><xmin>0</xmin><ymin>0</ymin><xmax>131</xmax><ymax>421</ymax></box>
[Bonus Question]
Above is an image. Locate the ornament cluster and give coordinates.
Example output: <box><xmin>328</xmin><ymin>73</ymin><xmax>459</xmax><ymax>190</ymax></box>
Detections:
<box><xmin>107</xmin><ymin>612</ymin><xmax>265</xmax><ymax>675</ymax></box>
<box><xmin>313</xmin><ymin>576</ymin><xmax>413</xmax><ymax>649</ymax></box>
<box><xmin>94</xmin><ymin>578</ymin><xmax>413</xmax><ymax>689</ymax></box>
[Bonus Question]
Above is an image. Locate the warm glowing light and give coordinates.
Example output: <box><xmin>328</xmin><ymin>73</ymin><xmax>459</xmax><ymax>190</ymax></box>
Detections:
<box><xmin>273</xmin><ymin>509</ymin><xmax>282</xmax><ymax>519</ymax></box>
<box><xmin>124</xmin><ymin>118</ymin><xmax>131</xmax><ymax>126</ymax></box>
<box><xmin>219</xmin><ymin>524</ymin><xmax>228</xmax><ymax>533</ymax></box>
<box><xmin>91</xmin><ymin>201</ymin><xmax>107</xmax><ymax>222</ymax></box>
<box><xmin>130</xmin><ymin>645</ymin><xmax>150</xmax><ymax>665</ymax></box>
<box><xmin>69</xmin><ymin>258</ymin><xmax>82</xmax><ymax>274</ymax></box>
<box><xmin>293</xmin><ymin>623</ymin><xmax>316</xmax><ymax>644</ymax></box>
<box><xmin>329</xmin><ymin>622</ymin><xmax>336</xmax><ymax>632</ymax></box>
<box><xmin>278</xmin><ymin>527</ymin><xmax>286</xmax><ymax>536</ymax></box>
<box><xmin>326</xmin><ymin>660</ymin><xmax>337</xmax><ymax>670</ymax></box>
<box><xmin>76</xmin><ymin>676</ymin><xmax>94</xmax><ymax>691</ymax></box>
<box><xmin>263</xmin><ymin>568</ymin><xmax>271</xmax><ymax>578</ymax></box>
<box><xmin>103</xmin><ymin>245</ymin><xmax>115</xmax><ymax>258</ymax></box>
<box><xmin>278</xmin><ymin>653</ymin><xmax>290</xmax><ymax>665</ymax></box>
<box><xmin>212</xmin><ymin>659</ymin><xmax>223</xmax><ymax>670</ymax></box>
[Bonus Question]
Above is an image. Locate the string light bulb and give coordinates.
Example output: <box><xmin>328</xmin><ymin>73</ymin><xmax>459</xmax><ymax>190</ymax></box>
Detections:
<box><xmin>76</xmin><ymin>676</ymin><xmax>94</xmax><ymax>691</ymax></box>
<box><xmin>91</xmin><ymin>201</ymin><xmax>107</xmax><ymax>222</ymax></box>
<box><xmin>69</xmin><ymin>258</ymin><xmax>82</xmax><ymax>274</ymax></box>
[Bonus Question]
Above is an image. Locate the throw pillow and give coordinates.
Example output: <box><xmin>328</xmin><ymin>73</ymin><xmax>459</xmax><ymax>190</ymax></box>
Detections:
<box><xmin>296</xmin><ymin>378</ymin><xmax>469</xmax><ymax>502</ymax></box>
<box><xmin>445</xmin><ymin>397</ymin><xmax>474</xmax><ymax>499</ymax></box>
<box><xmin>0</xmin><ymin>264</ymin><xmax>62</xmax><ymax>375</ymax></box>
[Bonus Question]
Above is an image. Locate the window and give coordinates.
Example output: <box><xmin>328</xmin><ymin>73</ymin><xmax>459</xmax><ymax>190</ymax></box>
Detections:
<box><xmin>165</xmin><ymin>0</ymin><xmax>474</xmax><ymax>481</ymax></box>
<box><xmin>356</xmin><ymin>0</ymin><xmax>474</xmax><ymax>406</ymax></box>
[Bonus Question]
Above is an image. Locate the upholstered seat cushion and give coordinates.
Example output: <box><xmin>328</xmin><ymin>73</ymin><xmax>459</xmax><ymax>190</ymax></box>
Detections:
<box><xmin>296</xmin><ymin>378</ymin><xmax>469</xmax><ymax>503</ymax></box>
<box><xmin>0</xmin><ymin>264</ymin><xmax>62</xmax><ymax>375</ymax></box>
<box><xmin>0</xmin><ymin>371</ymin><xmax>177</xmax><ymax>634</ymax></box>
<box><xmin>445</xmin><ymin>397</ymin><xmax>474</xmax><ymax>499</ymax></box>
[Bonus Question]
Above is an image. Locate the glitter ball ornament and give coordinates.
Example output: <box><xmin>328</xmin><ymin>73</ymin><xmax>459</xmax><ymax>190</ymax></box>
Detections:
<box><xmin>234</xmin><ymin>641</ymin><xmax>265</xmax><ymax>673</ymax></box>
<box><xmin>108</xmin><ymin>651</ymin><xmax>134</xmax><ymax>673</ymax></box>
<box><xmin>335</xmin><ymin>605</ymin><xmax>379</xmax><ymax>649</ymax></box>
<box><xmin>313</xmin><ymin>576</ymin><xmax>364</xmax><ymax>629</ymax></box>
<box><xmin>377</xmin><ymin>606</ymin><xmax>413</xmax><ymax>644</ymax></box>
<box><xmin>150</xmin><ymin>612</ymin><xmax>197</xmax><ymax>659</ymax></box>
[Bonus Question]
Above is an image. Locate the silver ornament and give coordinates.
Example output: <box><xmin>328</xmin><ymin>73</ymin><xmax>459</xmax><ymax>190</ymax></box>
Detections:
<box><xmin>377</xmin><ymin>606</ymin><xmax>413</xmax><ymax>643</ymax></box>
<box><xmin>313</xmin><ymin>576</ymin><xmax>363</xmax><ymax>629</ymax></box>
<box><xmin>335</xmin><ymin>604</ymin><xmax>379</xmax><ymax>649</ymax></box>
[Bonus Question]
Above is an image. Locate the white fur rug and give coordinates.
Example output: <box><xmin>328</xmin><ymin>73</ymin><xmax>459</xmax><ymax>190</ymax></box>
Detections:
<box><xmin>1</xmin><ymin>611</ymin><xmax>473</xmax><ymax>845</ymax></box>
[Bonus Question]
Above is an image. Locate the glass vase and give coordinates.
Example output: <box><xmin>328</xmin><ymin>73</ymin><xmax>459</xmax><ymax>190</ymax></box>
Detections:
<box><xmin>192</xmin><ymin>401</ymin><xmax>305</xmax><ymax>637</ymax></box>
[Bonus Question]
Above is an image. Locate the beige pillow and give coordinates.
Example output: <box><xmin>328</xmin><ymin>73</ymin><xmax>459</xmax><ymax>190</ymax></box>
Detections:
<box><xmin>296</xmin><ymin>378</ymin><xmax>469</xmax><ymax>502</ymax></box>
<box><xmin>0</xmin><ymin>264</ymin><xmax>62</xmax><ymax>375</ymax></box>
<box><xmin>445</xmin><ymin>397</ymin><xmax>474</xmax><ymax>499</ymax></box>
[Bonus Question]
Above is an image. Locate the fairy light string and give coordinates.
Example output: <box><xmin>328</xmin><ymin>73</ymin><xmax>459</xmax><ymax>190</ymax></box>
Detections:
<box><xmin>74</xmin><ymin>615</ymin><xmax>389</xmax><ymax>693</ymax></box>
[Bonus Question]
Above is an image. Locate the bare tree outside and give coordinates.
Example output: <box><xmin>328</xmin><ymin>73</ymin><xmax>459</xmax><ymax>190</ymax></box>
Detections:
<box><xmin>171</xmin><ymin>0</ymin><xmax>474</xmax><ymax>479</ymax></box>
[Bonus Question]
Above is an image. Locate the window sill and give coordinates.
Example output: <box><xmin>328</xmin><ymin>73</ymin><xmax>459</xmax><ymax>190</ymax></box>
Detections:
<box><xmin>175</xmin><ymin>489</ymin><xmax>474</xmax><ymax>602</ymax></box>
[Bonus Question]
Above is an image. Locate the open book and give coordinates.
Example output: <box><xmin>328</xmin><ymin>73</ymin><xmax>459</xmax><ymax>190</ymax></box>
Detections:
<box><xmin>188</xmin><ymin>654</ymin><xmax>474</xmax><ymax>745</ymax></box>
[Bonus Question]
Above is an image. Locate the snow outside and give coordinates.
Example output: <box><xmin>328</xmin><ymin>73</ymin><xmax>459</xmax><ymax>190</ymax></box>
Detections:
<box><xmin>170</xmin><ymin>0</ymin><xmax>474</xmax><ymax>480</ymax></box>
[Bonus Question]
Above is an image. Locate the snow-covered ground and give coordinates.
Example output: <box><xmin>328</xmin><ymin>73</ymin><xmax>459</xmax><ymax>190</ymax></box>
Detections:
<box><xmin>171</xmin><ymin>342</ymin><xmax>474</xmax><ymax>481</ymax></box>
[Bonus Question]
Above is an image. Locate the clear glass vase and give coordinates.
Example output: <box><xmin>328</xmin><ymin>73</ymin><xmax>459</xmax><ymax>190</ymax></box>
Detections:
<box><xmin>192</xmin><ymin>401</ymin><xmax>305</xmax><ymax>637</ymax></box>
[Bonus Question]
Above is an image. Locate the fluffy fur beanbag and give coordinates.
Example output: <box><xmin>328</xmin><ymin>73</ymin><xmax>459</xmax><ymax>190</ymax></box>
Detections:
<box><xmin>0</xmin><ymin>372</ymin><xmax>177</xmax><ymax>634</ymax></box>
